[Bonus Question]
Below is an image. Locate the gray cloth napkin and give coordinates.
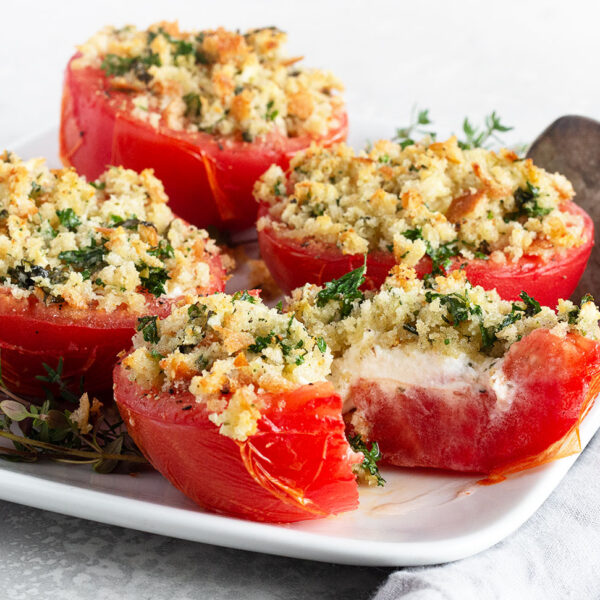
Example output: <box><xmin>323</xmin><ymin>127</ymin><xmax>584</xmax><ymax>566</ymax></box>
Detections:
<box><xmin>373</xmin><ymin>433</ymin><xmax>600</xmax><ymax>600</ymax></box>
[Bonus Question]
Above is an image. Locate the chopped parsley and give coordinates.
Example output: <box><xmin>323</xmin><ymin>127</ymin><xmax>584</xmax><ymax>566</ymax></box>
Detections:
<box><xmin>29</xmin><ymin>181</ymin><xmax>44</xmax><ymax>199</ymax></box>
<box><xmin>504</xmin><ymin>182</ymin><xmax>551</xmax><ymax>222</ymax></box>
<box><xmin>101</xmin><ymin>52</ymin><xmax>160</xmax><ymax>82</ymax></box>
<box><xmin>183</xmin><ymin>93</ymin><xmax>202</xmax><ymax>120</ymax></box>
<box><xmin>148</xmin><ymin>240</ymin><xmax>175</xmax><ymax>260</ymax></box>
<box><xmin>348</xmin><ymin>434</ymin><xmax>385</xmax><ymax>487</ymax></box>
<box><xmin>316</xmin><ymin>337</ymin><xmax>327</xmax><ymax>353</ymax></box>
<box><xmin>519</xmin><ymin>290</ymin><xmax>542</xmax><ymax>316</ymax></box>
<box><xmin>316</xmin><ymin>258</ymin><xmax>366</xmax><ymax>318</ymax></box>
<box><xmin>423</xmin><ymin>240</ymin><xmax>460</xmax><ymax>286</ymax></box>
<box><xmin>248</xmin><ymin>331</ymin><xmax>275</xmax><ymax>354</ymax></box>
<box><xmin>402</xmin><ymin>227</ymin><xmax>423</xmax><ymax>241</ymax></box>
<box><xmin>568</xmin><ymin>294</ymin><xmax>594</xmax><ymax>324</ymax></box>
<box><xmin>232</xmin><ymin>290</ymin><xmax>257</xmax><ymax>303</ymax></box>
<box><xmin>136</xmin><ymin>315</ymin><xmax>159</xmax><ymax>344</ymax></box>
<box><xmin>108</xmin><ymin>215</ymin><xmax>154</xmax><ymax>230</ymax></box>
<box><xmin>137</xmin><ymin>264</ymin><xmax>170</xmax><ymax>297</ymax></box>
<box><xmin>56</xmin><ymin>208</ymin><xmax>81</xmax><ymax>232</ymax></box>
<box><xmin>4</xmin><ymin>263</ymin><xmax>67</xmax><ymax>290</ymax></box>
<box><xmin>265</xmin><ymin>100</ymin><xmax>278</xmax><ymax>121</ymax></box>
<box><xmin>58</xmin><ymin>239</ymin><xmax>108</xmax><ymax>271</ymax></box>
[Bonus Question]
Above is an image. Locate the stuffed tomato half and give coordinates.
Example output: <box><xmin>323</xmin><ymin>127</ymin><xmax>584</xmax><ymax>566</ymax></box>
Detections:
<box><xmin>60</xmin><ymin>23</ymin><xmax>348</xmax><ymax>231</ymax></box>
<box><xmin>113</xmin><ymin>292</ymin><xmax>360</xmax><ymax>522</ymax></box>
<box><xmin>0</xmin><ymin>152</ymin><xmax>227</xmax><ymax>397</ymax></box>
<box><xmin>255</xmin><ymin>137</ymin><xmax>593</xmax><ymax>305</ymax></box>
<box><xmin>288</xmin><ymin>263</ymin><xmax>600</xmax><ymax>476</ymax></box>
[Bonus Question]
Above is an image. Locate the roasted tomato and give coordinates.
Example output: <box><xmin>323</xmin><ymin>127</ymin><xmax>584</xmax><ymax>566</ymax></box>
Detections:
<box><xmin>287</xmin><ymin>262</ymin><xmax>600</xmax><ymax>478</ymax></box>
<box><xmin>0</xmin><ymin>258</ymin><xmax>225</xmax><ymax>398</ymax></box>
<box><xmin>350</xmin><ymin>329</ymin><xmax>600</xmax><ymax>476</ymax></box>
<box><xmin>113</xmin><ymin>368</ymin><xmax>360</xmax><ymax>522</ymax></box>
<box><xmin>0</xmin><ymin>153</ymin><xmax>227</xmax><ymax>397</ymax></box>
<box><xmin>257</xmin><ymin>202</ymin><xmax>594</xmax><ymax>305</ymax></box>
<box><xmin>60</xmin><ymin>61</ymin><xmax>348</xmax><ymax>232</ymax></box>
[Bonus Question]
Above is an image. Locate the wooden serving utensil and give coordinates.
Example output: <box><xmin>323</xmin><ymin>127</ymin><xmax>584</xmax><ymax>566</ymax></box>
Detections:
<box><xmin>527</xmin><ymin>115</ymin><xmax>600</xmax><ymax>300</ymax></box>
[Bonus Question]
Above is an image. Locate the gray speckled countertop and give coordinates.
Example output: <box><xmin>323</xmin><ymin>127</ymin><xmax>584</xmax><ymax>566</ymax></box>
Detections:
<box><xmin>0</xmin><ymin>501</ymin><xmax>388</xmax><ymax>599</ymax></box>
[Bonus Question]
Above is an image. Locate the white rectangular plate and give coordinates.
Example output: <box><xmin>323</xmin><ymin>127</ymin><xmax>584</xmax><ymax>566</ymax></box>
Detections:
<box><xmin>2</xmin><ymin>123</ymin><xmax>599</xmax><ymax>567</ymax></box>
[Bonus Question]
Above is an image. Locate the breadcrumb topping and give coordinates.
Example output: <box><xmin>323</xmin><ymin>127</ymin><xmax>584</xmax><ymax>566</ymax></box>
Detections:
<box><xmin>74</xmin><ymin>23</ymin><xmax>344</xmax><ymax>140</ymax></box>
<box><xmin>255</xmin><ymin>137</ymin><xmax>583</xmax><ymax>264</ymax></box>
<box><xmin>122</xmin><ymin>292</ymin><xmax>332</xmax><ymax>441</ymax></box>
<box><xmin>288</xmin><ymin>265</ymin><xmax>600</xmax><ymax>365</ymax></box>
<box><xmin>0</xmin><ymin>152</ymin><xmax>222</xmax><ymax>312</ymax></box>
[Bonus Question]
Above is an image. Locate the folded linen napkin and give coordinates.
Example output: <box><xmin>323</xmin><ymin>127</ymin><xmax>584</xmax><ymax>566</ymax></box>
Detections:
<box><xmin>373</xmin><ymin>433</ymin><xmax>600</xmax><ymax>600</ymax></box>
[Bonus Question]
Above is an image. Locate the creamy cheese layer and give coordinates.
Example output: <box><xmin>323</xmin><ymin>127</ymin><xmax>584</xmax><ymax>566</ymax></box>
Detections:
<box><xmin>0</xmin><ymin>152</ymin><xmax>223</xmax><ymax>312</ymax></box>
<box><xmin>74</xmin><ymin>23</ymin><xmax>344</xmax><ymax>140</ymax></box>
<box><xmin>255</xmin><ymin>137</ymin><xmax>583</xmax><ymax>263</ymax></box>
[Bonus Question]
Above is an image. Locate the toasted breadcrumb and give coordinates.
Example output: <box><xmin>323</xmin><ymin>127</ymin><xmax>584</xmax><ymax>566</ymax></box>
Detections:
<box><xmin>0</xmin><ymin>152</ymin><xmax>223</xmax><ymax>311</ymax></box>
<box><xmin>288</xmin><ymin>266</ymin><xmax>600</xmax><ymax>365</ymax></box>
<box><xmin>75</xmin><ymin>23</ymin><xmax>344</xmax><ymax>140</ymax></box>
<box><xmin>122</xmin><ymin>292</ymin><xmax>332</xmax><ymax>441</ymax></box>
<box><xmin>254</xmin><ymin>138</ymin><xmax>582</xmax><ymax>263</ymax></box>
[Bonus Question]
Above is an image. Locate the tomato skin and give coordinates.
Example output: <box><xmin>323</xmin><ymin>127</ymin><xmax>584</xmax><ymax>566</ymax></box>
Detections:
<box><xmin>0</xmin><ymin>255</ymin><xmax>226</xmax><ymax>397</ymax></box>
<box><xmin>113</xmin><ymin>364</ymin><xmax>360</xmax><ymax>522</ymax></box>
<box><xmin>349</xmin><ymin>330</ymin><xmax>600</xmax><ymax>474</ymax></box>
<box><xmin>60</xmin><ymin>57</ymin><xmax>348</xmax><ymax>231</ymax></box>
<box><xmin>257</xmin><ymin>203</ymin><xmax>594</xmax><ymax>305</ymax></box>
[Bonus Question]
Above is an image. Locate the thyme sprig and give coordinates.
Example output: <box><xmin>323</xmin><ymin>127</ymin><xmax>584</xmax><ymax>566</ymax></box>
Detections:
<box><xmin>0</xmin><ymin>353</ymin><xmax>147</xmax><ymax>472</ymax></box>
<box><xmin>348</xmin><ymin>434</ymin><xmax>385</xmax><ymax>487</ymax></box>
<box><xmin>394</xmin><ymin>107</ymin><xmax>515</xmax><ymax>151</ymax></box>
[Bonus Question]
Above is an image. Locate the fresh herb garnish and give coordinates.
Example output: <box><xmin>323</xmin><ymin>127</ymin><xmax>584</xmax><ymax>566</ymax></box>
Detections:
<box><xmin>568</xmin><ymin>294</ymin><xmax>594</xmax><ymax>324</ymax></box>
<box><xmin>348</xmin><ymin>434</ymin><xmax>385</xmax><ymax>486</ymax></box>
<box><xmin>248</xmin><ymin>332</ymin><xmax>275</xmax><ymax>354</ymax></box>
<box><xmin>89</xmin><ymin>181</ymin><xmax>106</xmax><ymax>190</ymax></box>
<box><xmin>393</xmin><ymin>108</ymin><xmax>435</xmax><ymax>149</ymax></box>
<box><xmin>56</xmin><ymin>208</ymin><xmax>81</xmax><ymax>232</ymax></box>
<box><xmin>183</xmin><ymin>93</ymin><xmax>202</xmax><ymax>120</ymax></box>
<box><xmin>423</xmin><ymin>240</ymin><xmax>460</xmax><ymax>286</ymax></box>
<box><xmin>4</xmin><ymin>263</ymin><xmax>66</xmax><ymax>290</ymax></box>
<box><xmin>29</xmin><ymin>181</ymin><xmax>44</xmax><ymax>199</ymax></box>
<box><xmin>504</xmin><ymin>182</ymin><xmax>551</xmax><ymax>222</ymax></box>
<box><xmin>316</xmin><ymin>258</ymin><xmax>366</xmax><ymax>318</ymax></box>
<box><xmin>232</xmin><ymin>290</ymin><xmax>257</xmax><ymax>303</ymax></box>
<box><xmin>101</xmin><ymin>52</ymin><xmax>160</xmax><ymax>82</ymax></box>
<box><xmin>109</xmin><ymin>215</ymin><xmax>155</xmax><ymax>230</ymax></box>
<box><xmin>519</xmin><ymin>290</ymin><xmax>542</xmax><ymax>316</ymax></box>
<box><xmin>137</xmin><ymin>264</ymin><xmax>170</xmax><ymax>297</ymax></box>
<box><xmin>148</xmin><ymin>240</ymin><xmax>175</xmax><ymax>260</ymax></box>
<box><xmin>136</xmin><ymin>316</ymin><xmax>159</xmax><ymax>343</ymax></box>
<box><xmin>265</xmin><ymin>99</ymin><xmax>278</xmax><ymax>121</ymax></box>
<box><xmin>0</xmin><ymin>354</ymin><xmax>146</xmax><ymax>472</ymax></box>
<box><xmin>458</xmin><ymin>111</ymin><xmax>513</xmax><ymax>150</ymax></box>
<box><xmin>394</xmin><ymin>108</ymin><xmax>515</xmax><ymax>152</ymax></box>
<box><xmin>59</xmin><ymin>239</ymin><xmax>108</xmax><ymax>271</ymax></box>
<box><xmin>402</xmin><ymin>227</ymin><xmax>423</xmax><ymax>241</ymax></box>
<box><xmin>316</xmin><ymin>337</ymin><xmax>327</xmax><ymax>353</ymax></box>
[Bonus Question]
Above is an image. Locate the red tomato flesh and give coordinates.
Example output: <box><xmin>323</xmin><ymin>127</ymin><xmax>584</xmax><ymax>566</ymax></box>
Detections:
<box><xmin>257</xmin><ymin>202</ymin><xmax>594</xmax><ymax>306</ymax></box>
<box><xmin>60</xmin><ymin>58</ymin><xmax>348</xmax><ymax>231</ymax></box>
<box><xmin>0</xmin><ymin>255</ymin><xmax>226</xmax><ymax>397</ymax></box>
<box><xmin>113</xmin><ymin>365</ymin><xmax>360</xmax><ymax>522</ymax></box>
<box><xmin>349</xmin><ymin>329</ymin><xmax>600</xmax><ymax>474</ymax></box>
